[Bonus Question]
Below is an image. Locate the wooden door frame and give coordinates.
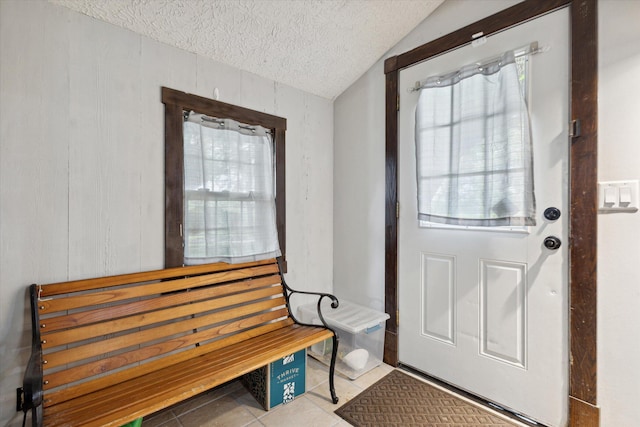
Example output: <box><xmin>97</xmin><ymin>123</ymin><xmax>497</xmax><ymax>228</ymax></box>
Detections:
<box><xmin>383</xmin><ymin>0</ymin><xmax>598</xmax><ymax>425</ymax></box>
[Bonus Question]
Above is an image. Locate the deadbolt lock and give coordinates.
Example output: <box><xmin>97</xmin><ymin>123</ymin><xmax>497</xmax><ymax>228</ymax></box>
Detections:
<box><xmin>544</xmin><ymin>207</ymin><xmax>561</xmax><ymax>221</ymax></box>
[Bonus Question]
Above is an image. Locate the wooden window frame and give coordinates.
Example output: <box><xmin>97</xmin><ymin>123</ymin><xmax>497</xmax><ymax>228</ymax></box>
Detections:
<box><xmin>383</xmin><ymin>1</ymin><xmax>598</xmax><ymax>425</ymax></box>
<box><xmin>162</xmin><ymin>87</ymin><xmax>287</xmax><ymax>270</ymax></box>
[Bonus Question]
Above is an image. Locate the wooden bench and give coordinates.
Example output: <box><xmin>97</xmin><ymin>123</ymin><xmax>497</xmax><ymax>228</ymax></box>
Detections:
<box><xmin>20</xmin><ymin>258</ymin><xmax>339</xmax><ymax>427</ymax></box>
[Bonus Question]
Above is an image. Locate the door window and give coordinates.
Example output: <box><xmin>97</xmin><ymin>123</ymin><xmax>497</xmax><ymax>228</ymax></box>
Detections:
<box><xmin>415</xmin><ymin>49</ymin><xmax>534</xmax><ymax>231</ymax></box>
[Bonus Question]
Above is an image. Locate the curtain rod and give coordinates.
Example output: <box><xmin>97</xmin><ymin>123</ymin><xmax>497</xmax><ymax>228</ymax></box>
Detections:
<box><xmin>409</xmin><ymin>41</ymin><xmax>547</xmax><ymax>93</ymax></box>
<box><xmin>184</xmin><ymin>111</ymin><xmax>271</xmax><ymax>134</ymax></box>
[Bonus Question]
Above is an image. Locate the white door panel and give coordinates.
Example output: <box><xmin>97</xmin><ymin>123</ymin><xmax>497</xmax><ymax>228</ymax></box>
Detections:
<box><xmin>398</xmin><ymin>9</ymin><xmax>569</xmax><ymax>427</ymax></box>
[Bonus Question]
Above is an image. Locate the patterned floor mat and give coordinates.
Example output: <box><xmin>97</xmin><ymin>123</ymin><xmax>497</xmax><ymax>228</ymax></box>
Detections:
<box><xmin>335</xmin><ymin>369</ymin><xmax>520</xmax><ymax>427</ymax></box>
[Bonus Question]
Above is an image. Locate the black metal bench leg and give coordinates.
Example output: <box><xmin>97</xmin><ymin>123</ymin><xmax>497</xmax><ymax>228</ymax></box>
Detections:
<box><xmin>329</xmin><ymin>334</ymin><xmax>339</xmax><ymax>404</ymax></box>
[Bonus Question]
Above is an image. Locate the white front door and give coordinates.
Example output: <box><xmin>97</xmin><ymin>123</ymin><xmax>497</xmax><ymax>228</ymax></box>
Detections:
<box><xmin>398</xmin><ymin>9</ymin><xmax>569</xmax><ymax>427</ymax></box>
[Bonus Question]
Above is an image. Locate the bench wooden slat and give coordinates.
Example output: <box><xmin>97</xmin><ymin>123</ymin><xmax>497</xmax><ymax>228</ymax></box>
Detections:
<box><xmin>44</xmin><ymin>318</ymin><xmax>296</xmax><ymax>407</ymax></box>
<box><xmin>44</xmin><ymin>299</ymin><xmax>289</xmax><ymax>369</ymax></box>
<box><xmin>44</xmin><ymin>302</ymin><xmax>291</xmax><ymax>388</ymax></box>
<box><xmin>40</xmin><ymin>269</ymin><xmax>281</xmax><ymax>316</ymax></box>
<box><xmin>95</xmin><ymin>325</ymin><xmax>329</xmax><ymax>405</ymax></box>
<box><xmin>45</xmin><ymin>307</ymin><xmax>291</xmax><ymax>390</ymax></box>
<box><xmin>37</xmin><ymin>258</ymin><xmax>277</xmax><ymax>298</ymax></box>
<box><xmin>41</xmin><ymin>283</ymin><xmax>283</xmax><ymax>333</ymax></box>
<box><xmin>44</xmin><ymin>325</ymin><xmax>333</xmax><ymax>427</ymax></box>
<box><xmin>41</xmin><ymin>276</ymin><xmax>282</xmax><ymax>347</ymax></box>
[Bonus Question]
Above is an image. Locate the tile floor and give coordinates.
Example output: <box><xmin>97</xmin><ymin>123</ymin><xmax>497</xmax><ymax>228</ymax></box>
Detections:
<box><xmin>141</xmin><ymin>357</ymin><xmax>527</xmax><ymax>427</ymax></box>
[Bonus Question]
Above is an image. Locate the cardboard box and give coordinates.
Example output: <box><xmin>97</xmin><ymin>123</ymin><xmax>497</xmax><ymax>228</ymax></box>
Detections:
<box><xmin>242</xmin><ymin>349</ymin><xmax>306</xmax><ymax>410</ymax></box>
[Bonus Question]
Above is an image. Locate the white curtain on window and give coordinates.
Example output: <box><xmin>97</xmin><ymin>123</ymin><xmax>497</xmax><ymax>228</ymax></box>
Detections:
<box><xmin>415</xmin><ymin>50</ymin><xmax>536</xmax><ymax>226</ymax></box>
<box><xmin>183</xmin><ymin>112</ymin><xmax>281</xmax><ymax>264</ymax></box>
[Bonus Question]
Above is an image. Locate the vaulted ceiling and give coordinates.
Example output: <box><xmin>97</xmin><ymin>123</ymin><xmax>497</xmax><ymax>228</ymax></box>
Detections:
<box><xmin>49</xmin><ymin>0</ymin><xmax>444</xmax><ymax>99</ymax></box>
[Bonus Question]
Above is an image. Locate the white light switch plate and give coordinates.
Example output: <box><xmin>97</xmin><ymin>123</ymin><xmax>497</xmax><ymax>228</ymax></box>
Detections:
<box><xmin>598</xmin><ymin>180</ymin><xmax>639</xmax><ymax>212</ymax></box>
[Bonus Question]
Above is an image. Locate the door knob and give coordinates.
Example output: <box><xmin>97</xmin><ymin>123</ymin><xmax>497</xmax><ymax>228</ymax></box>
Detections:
<box><xmin>544</xmin><ymin>207</ymin><xmax>561</xmax><ymax>221</ymax></box>
<box><xmin>544</xmin><ymin>236</ymin><xmax>562</xmax><ymax>250</ymax></box>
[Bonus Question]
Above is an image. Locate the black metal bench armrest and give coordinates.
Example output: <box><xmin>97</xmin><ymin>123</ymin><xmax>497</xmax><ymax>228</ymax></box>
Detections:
<box><xmin>22</xmin><ymin>284</ymin><xmax>44</xmax><ymax>427</ymax></box>
<box><xmin>23</xmin><ymin>350</ymin><xmax>43</xmax><ymax>411</ymax></box>
<box><xmin>276</xmin><ymin>258</ymin><xmax>340</xmax><ymax>404</ymax></box>
<box><xmin>276</xmin><ymin>258</ymin><xmax>339</xmax><ymax>329</ymax></box>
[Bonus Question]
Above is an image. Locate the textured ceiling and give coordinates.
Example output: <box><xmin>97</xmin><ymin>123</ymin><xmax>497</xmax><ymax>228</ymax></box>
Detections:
<box><xmin>49</xmin><ymin>0</ymin><xmax>443</xmax><ymax>99</ymax></box>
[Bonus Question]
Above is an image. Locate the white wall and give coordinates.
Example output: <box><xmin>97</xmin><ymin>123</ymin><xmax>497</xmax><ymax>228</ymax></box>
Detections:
<box><xmin>334</xmin><ymin>0</ymin><xmax>640</xmax><ymax>425</ymax></box>
<box><xmin>598</xmin><ymin>1</ymin><xmax>640</xmax><ymax>425</ymax></box>
<box><xmin>0</xmin><ymin>1</ymin><xmax>333</xmax><ymax>425</ymax></box>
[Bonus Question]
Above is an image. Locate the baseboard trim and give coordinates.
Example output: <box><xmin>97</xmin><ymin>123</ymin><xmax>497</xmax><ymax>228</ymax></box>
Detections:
<box><xmin>569</xmin><ymin>396</ymin><xmax>600</xmax><ymax>427</ymax></box>
<box><xmin>383</xmin><ymin>330</ymin><xmax>398</xmax><ymax>366</ymax></box>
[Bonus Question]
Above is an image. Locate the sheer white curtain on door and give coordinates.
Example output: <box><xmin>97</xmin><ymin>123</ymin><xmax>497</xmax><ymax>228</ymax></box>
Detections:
<box><xmin>415</xmin><ymin>50</ymin><xmax>536</xmax><ymax>227</ymax></box>
<box><xmin>183</xmin><ymin>112</ymin><xmax>281</xmax><ymax>264</ymax></box>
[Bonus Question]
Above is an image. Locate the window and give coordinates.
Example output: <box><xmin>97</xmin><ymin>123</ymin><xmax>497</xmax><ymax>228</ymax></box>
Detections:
<box><xmin>163</xmin><ymin>87</ymin><xmax>287</xmax><ymax>268</ymax></box>
<box><xmin>414</xmin><ymin>49</ymin><xmax>535</xmax><ymax>229</ymax></box>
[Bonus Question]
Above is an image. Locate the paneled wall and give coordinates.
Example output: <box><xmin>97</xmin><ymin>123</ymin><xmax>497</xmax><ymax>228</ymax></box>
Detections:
<box><xmin>0</xmin><ymin>2</ymin><xmax>333</xmax><ymax>425</ymax></box>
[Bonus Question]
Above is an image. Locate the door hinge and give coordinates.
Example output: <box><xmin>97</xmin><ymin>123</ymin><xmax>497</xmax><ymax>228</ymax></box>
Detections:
<box><xmin>397</xmin><ymin>95</ymin><xmax>400</xmax><ymax>111</ymax></box>
<box><xmin>396</xmin><ymin>202</ymin><xmax>400</xmax><ymax>218</ymax></box>
<box><xmin>396</xmin><ymin>310</ymin><xmax>399</xmax><ymax>326</ymax></box>
<box><xmin>570</xmin><ymin>119</ymin><xmax>581</xmax><ymax>138</ymax></box>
